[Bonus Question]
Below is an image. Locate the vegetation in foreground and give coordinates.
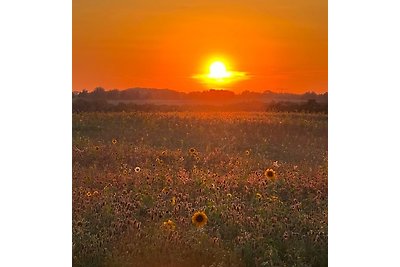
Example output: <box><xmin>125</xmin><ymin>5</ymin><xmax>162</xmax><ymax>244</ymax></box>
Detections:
<box><xmin>73</xmin><ymin>112</ymin><xmax>327</xmax><ymax>267</ymax></box>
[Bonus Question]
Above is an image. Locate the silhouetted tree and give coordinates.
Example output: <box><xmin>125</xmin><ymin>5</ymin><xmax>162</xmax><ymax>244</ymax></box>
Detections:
<box><xmin>91</xmin><ymin>87</ymin><xmax>107</xmax><ymax>99</ymax></box>
<box><xmin>78</xmin><ymin>89</ymin><xmax>89</xmax><ymax>98</ymax></box>
<box><xmin>107</xmin><ymin>89</ymin><xmax>120</xmax><ymax>100</ymax></box>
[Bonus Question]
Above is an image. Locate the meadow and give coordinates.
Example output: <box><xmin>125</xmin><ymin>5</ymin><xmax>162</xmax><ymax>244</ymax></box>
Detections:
<box><xmin>72</xmin><ymin>111</ymin><xmax>327</xmax><ymax>267</ymax></box>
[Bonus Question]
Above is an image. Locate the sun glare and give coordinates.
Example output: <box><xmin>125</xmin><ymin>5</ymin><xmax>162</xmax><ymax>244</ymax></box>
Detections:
<box><xmin>193</xmin><ymin>57</ymin><xmax>249</xmax><ymax>87</ymax></box>
<box><xmin>208</xmin><ymin>61</ymin><xmax>231</xmax><ymax>79</ymax></box>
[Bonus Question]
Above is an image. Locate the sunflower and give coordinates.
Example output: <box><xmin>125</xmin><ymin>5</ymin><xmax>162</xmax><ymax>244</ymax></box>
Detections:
<box><xmin>171</xmin><ymin>196</ymin><xmax>177</xmax><ymax>206</ymax></box>
<box><xmin>256</xmin><ymin>193</ymin><xmax>262</xmax><ymax>200</ymax></box>
<box><xmin>86</xmin><ymin>192</ymin><xmax>92</xmax><ymax>197</ymax></box>
<box><xmin>192</xmin><ymin>211</ymin><xmax>208</xmax><ymax>228</ymax></box>
<box><xmin>264</xmin><ymin>168</ymin><xmax>276</xmax><ymax>179</ymax></box>
<box><xmin>134</xmin><ymin>167</ymin><xmax>141</xmax><ymax>173</ymax></box>
<box><xmin>162</xmin><ymin>219</ymin><xmax>176</xmax><ymax>230</ymax></box>
<box><xmin>245</xmin><ymin>150</ymin><xmax>250</xmax><ymax>156</ymax></box>
<box><xmin>112</xmin><ymin>139</ymin><xmax>117</xmax><ymax>144</ymax></box>
<box><xmin>189</xmin><ymin>147</ymin><xmax>196</xmax><ymax>154</ymax></box>
<box><xmin>226</xmin><ymin>193</ymin><xmax>232</xmax><ymax>198</ymax></box>
<box><xmin>95</xmin><ymin>146</ymin><xmax>100</xmax><ymax>151</ymax></box>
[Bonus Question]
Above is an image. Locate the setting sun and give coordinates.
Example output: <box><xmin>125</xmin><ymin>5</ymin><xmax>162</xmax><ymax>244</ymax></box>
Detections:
<box><xmin>193</xmin><ymin>57</ymin><xmax>248</xmax><ymax>87</ymax></box>
<box><xmin>208</xmin><ymin>61</ymin><xmax>231</xmax><ymax>79</ymax></box>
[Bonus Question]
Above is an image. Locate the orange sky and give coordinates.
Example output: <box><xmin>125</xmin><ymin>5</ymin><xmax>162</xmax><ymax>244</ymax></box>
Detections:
<box><xmin>73</xmin><ymin>0</ymin><xmax>327</xmax><ymax>93</ymax></box>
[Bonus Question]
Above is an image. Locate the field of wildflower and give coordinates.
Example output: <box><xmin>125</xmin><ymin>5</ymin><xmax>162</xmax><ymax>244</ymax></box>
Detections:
<box><xmin>73</xmin><ymin>112</ymin><xmax>327</xmax><ymax>267</ymax></box>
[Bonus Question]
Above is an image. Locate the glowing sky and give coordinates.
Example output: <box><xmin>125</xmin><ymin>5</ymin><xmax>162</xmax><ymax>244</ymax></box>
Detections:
<box><xmin>73</xmin><ymin>0</ymin><xmax>327</xmax><ymax>93</ymax></box>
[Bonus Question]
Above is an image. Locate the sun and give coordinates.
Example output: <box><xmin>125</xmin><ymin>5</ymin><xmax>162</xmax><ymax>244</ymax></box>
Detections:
<box><xmin>192</xmin><ymin>57</ymin><xmax>248</xmax><ymax>86</ymax></box>
<box><xmin>208</xmin><ymin>61</ymin><xmax>231</xmax><ymax>79</ymax></box>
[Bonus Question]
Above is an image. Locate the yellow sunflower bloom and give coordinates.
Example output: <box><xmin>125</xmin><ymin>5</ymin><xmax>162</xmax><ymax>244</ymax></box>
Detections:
<box><xmin>171</xmin><ymin>196</ymin><xmax>177</xmax><ymax>206</ymax></box>
<box><xmin>192</xmin><ymin>211</ymin><xmax>208</xmax><ymax>228</ymax></box>
<box><xmin>112</xmin><ymin>139</ymin><xmax>117</xmax><ymax>144</ymax></box>
<box><xmin>264</xmin><ymin>168</ymin><xmax>276</xmax><ymax>179</ymax></box>
<box><xmin>134</xmin><ymin>167</ymin><xmax>141</xmax><ymax>173</ymax></box>
<box><xmin>256</xmin><ymin>193</ymin><xmax>262</xmax><ymax>200</ymax></box>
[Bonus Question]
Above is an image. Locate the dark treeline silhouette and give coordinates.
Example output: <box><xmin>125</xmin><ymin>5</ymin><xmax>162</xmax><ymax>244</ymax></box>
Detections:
<box><xmin>73</xmin><ymin>87</ymin><xmax>187</xmax><ymax>101</ymax></box>
<box><xmin>72</xmin><ymin>87</ymin><xmax>327</xmax><ymax>113</ymax></box>
<box><xmin>73</xmin><ymin>87</ymin><xmax>328</xmax><ymax>103</ymax></box>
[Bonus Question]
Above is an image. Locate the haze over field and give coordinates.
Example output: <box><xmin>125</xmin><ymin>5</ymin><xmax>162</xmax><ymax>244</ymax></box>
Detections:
<box><xmin>72</xmin><ymin>87</ymin><xmax>328</xmax><ymax>112</ymax></box>
<box><xmin>73</xmin><ymin>87</ymin><xmax>327</xmax><ymax>101</ymax></box>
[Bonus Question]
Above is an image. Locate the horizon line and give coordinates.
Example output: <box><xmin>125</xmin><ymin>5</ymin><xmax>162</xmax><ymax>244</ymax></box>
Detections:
<box><xmin>72</xmin><ymin>87</ymin><xmax>328</xmax><ymax>95</ymax></box>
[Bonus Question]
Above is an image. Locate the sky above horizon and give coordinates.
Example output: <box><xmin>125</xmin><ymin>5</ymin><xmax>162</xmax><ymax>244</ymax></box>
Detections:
<box><xmin>73</xmin><ymin>0</ymin><xmax>327</xmax><ymax>93</ymax></box>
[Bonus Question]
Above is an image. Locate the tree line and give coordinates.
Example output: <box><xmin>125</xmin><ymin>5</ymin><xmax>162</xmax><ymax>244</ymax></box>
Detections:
<box><xmin>73</xmin><ymin>87</ymin><xmax>328</xmax><ymax>103</ymax></box>
<box><xmin>72</xmin><ymin>87</ymin><xmax>327</xmax><ymax>113</ymax></box>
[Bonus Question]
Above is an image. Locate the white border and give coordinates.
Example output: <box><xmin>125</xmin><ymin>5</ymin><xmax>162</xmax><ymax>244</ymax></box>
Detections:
<box><xmin>0</xmin><ymin>0</ymin><xmax>72</xmax><ymax>266</ymax></box>
<box><xmin>329</xmin><ymin>0</ymin><xmax>400</xmax><ymax>266</ymax></box>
